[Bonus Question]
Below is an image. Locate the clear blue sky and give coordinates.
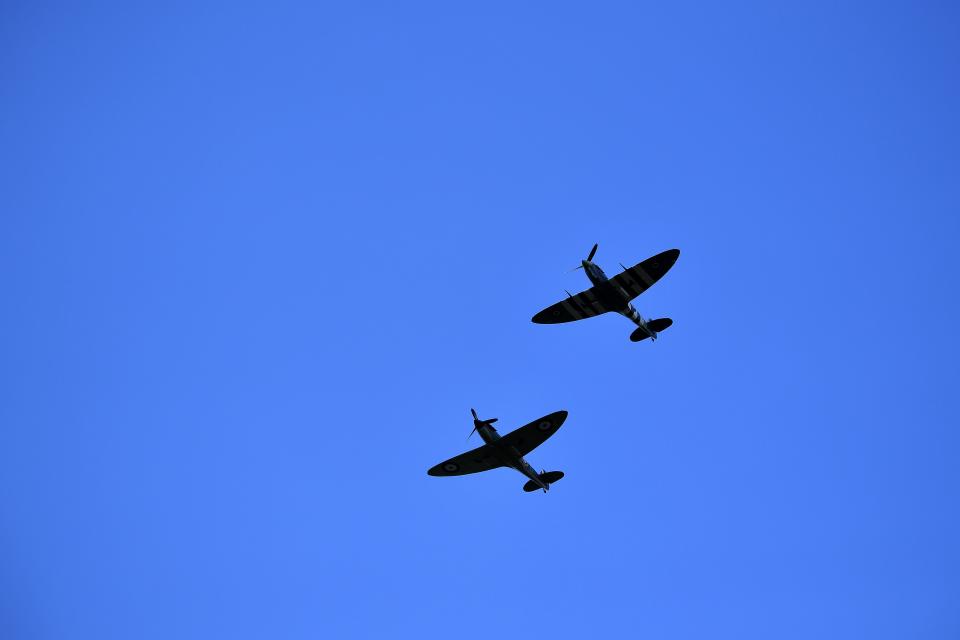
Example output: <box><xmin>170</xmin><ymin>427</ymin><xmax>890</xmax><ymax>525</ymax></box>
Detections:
<box><xmin>2</xmin><ymin>2</ymin><xmax>959</xmax><ymax>638</ymax></box>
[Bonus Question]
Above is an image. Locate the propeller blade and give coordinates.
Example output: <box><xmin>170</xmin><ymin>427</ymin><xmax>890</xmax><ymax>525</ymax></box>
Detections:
<box><xmin>469</xmin><ymin>408</ymin><xmax>497</xmax><ymax>436</ymax></box>
<box><xmin>586</xmin><ymin>243</ymin><xmax>598</xmax><ymax>262</ymax></box>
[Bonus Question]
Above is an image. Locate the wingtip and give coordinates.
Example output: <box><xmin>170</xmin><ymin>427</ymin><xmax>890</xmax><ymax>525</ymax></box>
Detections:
<box><xmin>654</xmin><ymin>248</ymin><xmax>680</xmax><ymax>269</ymax></box>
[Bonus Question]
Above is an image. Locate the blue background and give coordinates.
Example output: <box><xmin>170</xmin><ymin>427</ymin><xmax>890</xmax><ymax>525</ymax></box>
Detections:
<box><xmin>2</xmin><ymin>2</ymin><xmax>959</xmax><ymax>638</ymax></box>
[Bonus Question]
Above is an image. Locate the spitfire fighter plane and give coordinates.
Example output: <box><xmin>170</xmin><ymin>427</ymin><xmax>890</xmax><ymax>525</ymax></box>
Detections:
<box><xmin>427</xmin><ymin>409</ymin><xmax>568</xmax><ymax>493</ymax></box>
<box><xmin>532</xmin><ymin>245</ymin><xmax>680</xmax><ymax>342</ymax></box>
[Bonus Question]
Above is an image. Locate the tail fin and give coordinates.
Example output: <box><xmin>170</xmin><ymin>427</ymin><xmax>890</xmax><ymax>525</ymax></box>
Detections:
<box><xmin>523</xmin><ymin>471</ymin><xmax>565</xmax><ymax>492</ymax></box>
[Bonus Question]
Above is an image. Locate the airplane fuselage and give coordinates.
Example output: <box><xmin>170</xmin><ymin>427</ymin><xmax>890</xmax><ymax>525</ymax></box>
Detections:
<box><xmin>476</xmin><ymin>424</ymin><xmax>550</xmax><ymax>491</ymax></box>
<box><xmin>582</xmin><ymin>260</ymin><xmax>657</xmax><ymax>340</ymax></box>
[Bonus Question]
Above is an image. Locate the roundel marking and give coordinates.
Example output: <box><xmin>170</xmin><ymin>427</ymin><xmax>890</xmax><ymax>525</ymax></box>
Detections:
<box><xmin>537</xmin><ymin>420</ymin><xmax>552</xmax><ymax>431</ymax></box>
<box><xmin>443</xmin><ymin>463</ymin><xmax>459</xmax><ymax>472</ymax></box>
<box><xmin>552</xmin><ymin>309</ymin><xmax>561</xmax><ymax>316</ymax></box>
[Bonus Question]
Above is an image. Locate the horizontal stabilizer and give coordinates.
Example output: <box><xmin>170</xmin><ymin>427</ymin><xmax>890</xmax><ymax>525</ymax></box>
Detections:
<box><xmin>630</xmin><ymin>318</ymin><xmax>673</xmax><ymax>342</ymax></box>
<box><xmin>523</xmin><ymin>470</ymin><xmax>565</xmax><ymax>492</ymax></box>
<box><xmin>647</xmin><ymin>317</ymin><xmax>672</xmax><ymax>332</ymax></box>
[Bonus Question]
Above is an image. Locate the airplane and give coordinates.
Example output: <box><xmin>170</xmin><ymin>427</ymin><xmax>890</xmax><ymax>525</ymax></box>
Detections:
<box><xmin>531</xmin><ymin>244</ymin><xmax>680</xmax><ymax>342</ymax></box>
<box><xmin>427</xmin><ymin>408</ymin><xmax>568</xmax><ymax>493</ymax></box>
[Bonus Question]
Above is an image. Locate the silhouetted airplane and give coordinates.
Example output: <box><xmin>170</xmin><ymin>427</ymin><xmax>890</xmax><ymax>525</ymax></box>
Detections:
<box><xmin>532</xmin><ymin>244</ymin><xmax>680</xmax><ymax>342</ymax></box>
<box><xmin>427</xmin><ymin>409</ymin><xmax>567</xmax><ymax>493</ymax></box>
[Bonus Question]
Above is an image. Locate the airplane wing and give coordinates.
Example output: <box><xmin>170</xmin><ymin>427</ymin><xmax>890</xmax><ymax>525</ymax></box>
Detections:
<box><xmin>498</xmin><ymin>410</ymin><xmax>568</xmax><ymax>457</ymax></box>
<box><xmin>531</xmin><ymin>288</ymin><xmax>611</xmax><ymax>324</ymax></box>
<box><xmin>427</xmin><ymin>443</ymin><xmax>504</xmax><ymax>476</ymax></box>
<box><xmin>606</xmin><ymin>249</ymin><xmax>680</xmax><ymax>303</ymax></box>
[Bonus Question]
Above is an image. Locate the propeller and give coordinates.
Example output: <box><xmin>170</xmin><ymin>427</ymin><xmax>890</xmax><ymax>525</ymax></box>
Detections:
<box><xmin>468</xmin><ymin>408</ymin><xmax>498</xmax><ymax>440</ymax></box>
<box><xmin>573</xmin><ymin>243</ymin><xmax>599</xmax><ymax>270</ymax></box>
